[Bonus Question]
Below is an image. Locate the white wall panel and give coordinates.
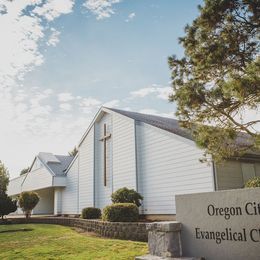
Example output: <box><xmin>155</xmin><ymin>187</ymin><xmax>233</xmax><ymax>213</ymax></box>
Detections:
<box><xmin>95</xmin><ymin>113</ymin><xmax>113</xmax><ymax>209</ymax></box>
<box><xmin>136</xmin><ymin>122</ymin><xmax>214</xmax><ymax>215</ymax></box>
<box><xmin>112</xmin><ymin>113</ymin><xmax>136</xmax><ymax>191</ymax></box>
<box><xmin>61</xmin><ymin>156</ymin><xmax>79</xmax><ymax>214</ymax></box>
<box><xmin>79</xmin><ymin>127</ymin><xmax>95</xmax><ymax>211</ymax></box>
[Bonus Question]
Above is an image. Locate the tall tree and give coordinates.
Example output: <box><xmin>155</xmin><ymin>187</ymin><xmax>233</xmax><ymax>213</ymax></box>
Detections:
<box><xmin>168</xmin><ymin>0</ymin><xmax>260</xmax><ymax>161</ymax></box>
<box><xmin>20</xmin><ymin>167</ymin><xmax>30</xmax><ymax>176</ymax></box>
<box><xmin>69</xmin><ymin>146</ymin><xmax>78</xmax><ymax>157</ymax></box>
<box><xmin>0</xmin><ymin>161</ymin><xmax>17</xmax><ymax>220</ymax></box>
<box><xmin>0</xmin><ymin>161</ymin><xmax>9</xmax><ymax>194</ymax></box>
<box><xmin>0</xmin><ymin>193</ymin><xmax>17</xmax><ymax>220</ymax></box>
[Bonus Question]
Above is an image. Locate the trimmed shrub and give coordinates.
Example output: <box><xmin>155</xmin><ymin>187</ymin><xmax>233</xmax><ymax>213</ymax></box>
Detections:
<box><xmin>245</xmin><ymin>177</ymin><xmax>260</xmax><ymax>188</ymax></box>
<box><xmin>18</xmin><ymin>191</ymin><xmax>39</xmax><ymax>219</ymax></box>
<box><xmin>111</xmin><ymin>187</ymin><xmax>143</xmax><ymax>207</ymax></box>
<box><xmin>0</xmin><ymin>193</ymin><xmax>17</xmax><ymax>220</ymax></box>
<box><xmin>82</xmin><ymin>207</ymin><xmax>101</xmax><ymax>219</ymax></box>
<box><xmin>102</xmin><ymin>203</ymin><xmax>139</xmax><ymax>222</ymax></box>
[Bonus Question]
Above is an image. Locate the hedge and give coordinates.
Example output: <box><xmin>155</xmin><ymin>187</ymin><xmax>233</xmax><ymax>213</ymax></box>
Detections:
<box><xmin>102</xmin><ymin>203</ymin><xmax>139</xmax><ymax>222</ymax></box>
<box><xmin>82</xmin><ymin>207</ymin><xmax>101</xmax><ymax>219</ymax></box>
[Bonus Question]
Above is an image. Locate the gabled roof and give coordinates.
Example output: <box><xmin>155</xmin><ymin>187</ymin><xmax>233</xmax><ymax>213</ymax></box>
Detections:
<box><xmin>107</xmin><ymin>108</ymin><xmax>257</xmax><ymax>149</ymax></box>
<box><xmin>37</xmin><ymin>152</ymin><xmax>74</xmax><ymax>176</ymax></box>
<box><xmin>107</xmin><ymin>108</ymin><xmax>193</xmax><ymax>140</ymax></box>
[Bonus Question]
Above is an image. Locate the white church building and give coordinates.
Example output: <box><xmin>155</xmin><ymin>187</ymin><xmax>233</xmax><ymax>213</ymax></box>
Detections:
<box><xmin>7</xmin><ymin>107</ymin><xmax>260</xmax><ymax>217</ymax></box>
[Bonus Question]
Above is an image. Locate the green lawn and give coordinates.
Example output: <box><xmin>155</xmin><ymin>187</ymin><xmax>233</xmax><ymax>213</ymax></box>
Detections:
<box><xmin>0</xmin><ymin>224</ymin><xmax>147</xmax><ymax>260</ymax></box>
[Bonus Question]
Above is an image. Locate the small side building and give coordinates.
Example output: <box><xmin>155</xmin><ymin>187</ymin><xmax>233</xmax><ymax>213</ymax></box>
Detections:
<box><xmin>7</xmin><ymin>152</ymin><xmax>73</xmax><ymax>215</ymax></box>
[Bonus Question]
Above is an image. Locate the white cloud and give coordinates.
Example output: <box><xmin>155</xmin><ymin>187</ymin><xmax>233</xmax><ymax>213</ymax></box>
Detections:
<box><xmin>0</xmin><ymin>85</ymin><xmax>109</xmax><ymax>178</ymax></box>
<box><xmin>130</xmin><ymin>85</ymin><xmax>172</xmax><ymax>100</ymax></box>
<box><xmin>83</xmin><ymin>0</ymin><xmax>121</xmax><ymax>20</ymax></box>
<box><xmin>0</xmin><ymin>0</ymin><xmax>75</xmax><ymax>87</ymax></box>
<box><xmin>33</xmin><ymin>0</ymin><xmax>75</xmax><ymax>21</ymax></box>
<box><xmin>130</xmin><ymin>87</ymin><xmax>156</xmax><ymax>98</ymax></box>
<box><xmin>234</xmin><ymin>107</ymin><xmax>260</xmax><ymax>133</ymax></box>
<box><xmin>125</xmin><ymin>12</ymin><xmax>135</xmax><ymax>22</ymax></box>
<box><xmin>80</xmin><ymin>97</ymin><xmax>102</xmax><ymax>113</ymax></box>
<box><xmin>59</xmin><ymin>103</ymin><xmax>72</xmax><ymax>111</ymax></box>
<box><xmin>0</xmin><ymin>1</ymin><xmax>43</xmax><ymax>86</ymax></box>
<box><xmin>47</xmin><ymin>28</ymin><xmax>61</xmax><ymax>46</ymax></box>
<box><xmin>139</xmin><ymin>108</ymin><xmax>158</xmax><ymax>115</ymax></box>
<box><xmin>103</xmin><ymin>99</ymin><xmax>120</xmax><ymax>108</ymax></box>
<box><xmin>139</xmin><ymin>108</ymin><xmax>175</xmax><ymax>118</ymax></box>
<box><xmin>57</xmin><ymin>92</ymin><xmax>75</xmax><ymax>102</ymax></box>
<box><xmin>156</xmin><ymin>87</ymin><xmax>172</xmax><ymax>100</ymax></box>
<box><xmin>81</xmin><ymin>97</ymin><xmax>101</xmax><ymax>107</ymax></box>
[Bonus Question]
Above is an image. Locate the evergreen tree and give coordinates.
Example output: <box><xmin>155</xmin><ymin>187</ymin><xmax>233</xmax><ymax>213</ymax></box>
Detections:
<box><xmin>0</xmin><ymin>161</ymin><xmax>9</xmax><ymax>194</ymax></box>
<box><xmin>168</xmin><ymin>0</ymin><xmax>260</xmax><ymax>161</ymax></box>
<box><xmin>69</xmin><ymin>146</ymin><xmax>78</xmax><ymax>157</ymax></box>
<box><xmin>0</xmin><ymin>193</ymin><xmax>17</xmax><ymax>220</ymax></box>
<box><xmin>20</xmin><ymin>167</ymin><xmax>30</xmax><ymax>176</ymax></box>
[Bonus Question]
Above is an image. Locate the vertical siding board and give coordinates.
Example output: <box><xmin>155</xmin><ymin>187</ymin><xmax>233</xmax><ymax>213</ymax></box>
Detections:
<box><xmin>136</xmin><ymin>122</ymin><xmax>214</xmax><ymax>215</ymax></box>
<box><xmin>79</xmin><ymin>127</ymin><xmax>94</xmax><ymax>211</ymax></box>
<box><xmin>95</xmin><ymin>114</ymin><xmax>113</xmax><ymax>209</ymax></box>
<box><xmin>216</xmin><ymin>161</ymin><xmax>260</xmax><ymax>190</ymax></box>
<box><xmin>112</xmin><ymin>114</ymin><xmax>136</xmax><ymax>192</ymax></box>
<box><xmin>61</xmin><ymin>156</ymin><xmax>79</xmax><ymax>214</ymax></box>
<box><xmin>216</xmin><ymin>161</ymin><xmax>244</xmax><ymax>190</ymax></box>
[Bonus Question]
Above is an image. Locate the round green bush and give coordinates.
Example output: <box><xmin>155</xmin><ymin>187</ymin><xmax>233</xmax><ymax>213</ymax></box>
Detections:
<box><xmin>245</xmin><ymin>177</ymin><xmax>260</xmax><ymax>188</ymax></box>
<box><xmin>82</xmin><ymin>207</ymin><xmax>101</xmax><ymax>219</ymax></box>
<box><xmin>102</xmin><ymin>203</ymin><xmax>139</xmax><ymax>222</ymax></box>
<box><xmin>18</xmin><ymin>191</ymin><xmax>39</xmax><ymax>219</ymax></box>
<box><xmin>111</xmin><ymin>187</ymin><xmax>143</xmax><ymax>207</ymax></box>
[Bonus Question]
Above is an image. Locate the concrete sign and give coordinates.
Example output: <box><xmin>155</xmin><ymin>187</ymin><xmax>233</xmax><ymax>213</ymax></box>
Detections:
<box><xmin>176</xmin><ymin>187</ymin><xmax>260</xmax><ymax>260</ymax></box>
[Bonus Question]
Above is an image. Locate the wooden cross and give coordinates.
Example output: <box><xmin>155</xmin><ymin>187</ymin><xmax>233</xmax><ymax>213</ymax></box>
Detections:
<box><xmin>99</xmin><ymin>124</ymin><xmax>111</xmax><ymax>186</ymax></box>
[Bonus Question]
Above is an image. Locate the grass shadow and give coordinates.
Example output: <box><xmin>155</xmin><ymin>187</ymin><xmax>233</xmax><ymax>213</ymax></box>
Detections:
<box><xmin>0</xmin><ymin>228</ymin><xmax>33</xmax><ymax>234</ymax></box>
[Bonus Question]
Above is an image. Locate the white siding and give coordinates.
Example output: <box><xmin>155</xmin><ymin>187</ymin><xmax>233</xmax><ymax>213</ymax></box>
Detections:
<box><xmin>22</xmin><ymin>167</ymin><xmax>53</xmax><ymax>192</ymax></box>
<box><xmin>95</xmin><ymin>113</ymin><xmax>113</xmax><ymax>209</ymax></box>
<box><xmin>7</xmin><ymin>175</ymin><xmax>25</xmax><ymax>196</ymax></box>
<box><xmin>112</xmin><ymin>113</ymin><xmax>136</xmax><ymax>191</ymax></box>
<box><xmin>33</xmin><ymin>188</ymin><xmax>54</xmax><ymax>215</ymax></box>
<box><xmin>79</xmin><ymin>127</ymin><xmax>95</xmax><ymax>211</ymax></box>
<box><xmin>62</xmin><ymin>156</ymin><xmax>79</xmax><ymax>214</ymax></box>
<box><xmin>136</xmin><ymin>122</ymin><xmax>214</xmax><ymax>215</ymax></box>
<box><xmin>54</xmin><ymin>188</ymin><xmax>62</xmax><ymax>215</ymax></box>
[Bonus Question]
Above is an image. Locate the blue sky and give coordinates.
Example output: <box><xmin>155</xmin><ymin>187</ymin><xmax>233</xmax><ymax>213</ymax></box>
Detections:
<box><xmin>0</xmin><ymin>0</ymin><xmax>203</xmax><ymax>177</ymax></box>
<box><xmin>23</xmin><ymin>0</ymin><xmax>202</xmax><ymax>110</ymax></box>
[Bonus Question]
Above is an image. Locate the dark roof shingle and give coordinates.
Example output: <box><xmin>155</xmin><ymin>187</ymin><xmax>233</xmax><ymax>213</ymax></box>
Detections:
<box><xmin>38</xmin><ymin>153</ymin><xmax>74</xmax><ymax>176</ymax></box>
<box><xmin>108</xmin><ymin>108</ymin><xmax>193</xmax><ymax>140</ymax></box>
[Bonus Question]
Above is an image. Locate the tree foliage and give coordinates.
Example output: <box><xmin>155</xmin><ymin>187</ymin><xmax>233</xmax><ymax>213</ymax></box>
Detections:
<box><xmin>168</xmin><ymin>0</ymin><xmax>260</xmax><ymax>161</ymax></box>
<box><xmin>0</xmin><ymin>161</ymin><xmax>16</xmax><ymax>220</ymax></box>
<box><xmin>111</xmin><ymin>187</ymin><xmax>143</xmax><ymax>207</ymax></box>
<box><xmin>18</xmin><ymin>191</ymin><xmax>39</xmax><ymax>219</ymax></box>
<box><xmin>69</xmin><ymin>146</ymin><xmax>78</xmax><ymax>157</ymax></box>
<box><xmin>245</xmin><ymin>176</ymin><xmax>260</xmax><ymax>188</ymax></box>
<box><xmin>0</xmin><ymin>161</ymin><xmax>9</xmax><ymax>194</ymax></box>
<box><xmin>0</xmin><ymin>193</ymin><xmax>17</xmax><ymax>220</ymax></box>
<box><xmin>20</xmin><ymin>167</ymin><xmax>30</xmax><ymax>176</ymax></box>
